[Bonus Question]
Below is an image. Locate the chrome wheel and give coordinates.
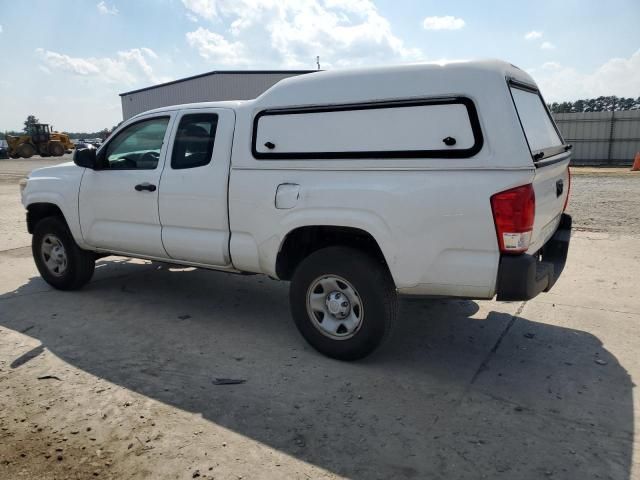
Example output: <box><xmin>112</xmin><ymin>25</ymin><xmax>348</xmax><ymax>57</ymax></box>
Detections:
<box><xmin>41</xmin><ymin>234</ymin><xmax>68</xmax><ymax>276</ymax></box>
<box><xmin>306</xmin><ymin>275</ymin><xmax>364</xmax><ymax>340</ymax></box>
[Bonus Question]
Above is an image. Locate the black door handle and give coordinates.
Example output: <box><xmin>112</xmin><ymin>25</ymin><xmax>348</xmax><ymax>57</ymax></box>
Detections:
<box><xmin>135</xmin><ymin>183</ymin><xmax>156</xmax><ymax>192</ymax></box>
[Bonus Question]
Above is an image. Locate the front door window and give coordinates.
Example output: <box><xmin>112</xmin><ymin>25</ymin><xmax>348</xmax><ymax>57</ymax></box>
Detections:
<box><xmin>103</xmin><ymin>117</ymin><xmax>170</xmax><ymax>170</ymax></box>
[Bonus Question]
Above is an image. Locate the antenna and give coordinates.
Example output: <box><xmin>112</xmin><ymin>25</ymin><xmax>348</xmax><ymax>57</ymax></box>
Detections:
<box><xmin>316</xmin><ymin>56</ymin><xmax>320</xmax><ymax>70</ymax></box>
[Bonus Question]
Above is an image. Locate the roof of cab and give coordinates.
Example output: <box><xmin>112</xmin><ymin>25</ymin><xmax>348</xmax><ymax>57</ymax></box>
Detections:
<box><xmin>130</xmin><ymin>100</ymin><xmax>248</xmax><ymax>120</ymax></box>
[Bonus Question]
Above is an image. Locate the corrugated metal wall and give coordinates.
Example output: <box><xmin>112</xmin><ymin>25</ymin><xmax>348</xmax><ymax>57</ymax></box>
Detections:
<box><xmin>120</xmin><ymin>72</ymin><xmax>309</xmax><ymax>120</ymax></box>
<box><xmin>553</xmin><ymin>111</ymin><xmax>640</xmax><ymax>166</ymax></box>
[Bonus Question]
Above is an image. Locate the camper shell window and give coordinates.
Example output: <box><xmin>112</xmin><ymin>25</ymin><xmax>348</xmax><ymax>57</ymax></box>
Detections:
<box><xmin>508</xmin><ymin>80</ymin><xmax>566</xmax><ymax>163</ymax></box>
<box><xmin>252</xmin><ymin>97</ymin><xmax>483</xmax><ymax>159</ymax></box>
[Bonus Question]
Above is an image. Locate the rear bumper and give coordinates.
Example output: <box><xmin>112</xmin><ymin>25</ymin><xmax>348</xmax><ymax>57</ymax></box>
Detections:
<box><xmin>496</xmin><ymin>214</ymin><xmax>572</xmax><ymax>301</ymax></box>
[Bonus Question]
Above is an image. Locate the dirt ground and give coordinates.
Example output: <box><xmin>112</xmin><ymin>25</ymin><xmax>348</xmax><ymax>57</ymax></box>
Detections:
<box><xmin>569</xmin><ymin>171</ymin><xmax>640</xmax><ymax>235</ymax></box>
<box><xmin>1</xmin><ymin>160</ymin><xmax>639</xmax><ymax>479</ymax></box>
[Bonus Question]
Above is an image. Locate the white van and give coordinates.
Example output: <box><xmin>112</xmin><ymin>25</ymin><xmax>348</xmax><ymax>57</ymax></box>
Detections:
<box><xmin>21</xmin><ymin>60</ymin><xmax>571</xmax><ymax>360</ymax></box>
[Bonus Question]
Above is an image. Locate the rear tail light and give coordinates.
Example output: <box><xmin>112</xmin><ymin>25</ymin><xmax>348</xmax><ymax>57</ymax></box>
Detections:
<box><xmin>563</xmin><ymin>167</ymin><xmax>571</xmax><ymax>212</ymax></box>
<box><xmin>491</xmin><ymin>184</ymin><xmax>535</xmax><ymax>254</ymax></box>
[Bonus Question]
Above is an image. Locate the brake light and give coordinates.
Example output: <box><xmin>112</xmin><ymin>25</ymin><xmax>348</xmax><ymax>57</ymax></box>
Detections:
<box><xmin>490</xmin><ymin>184</ymin><xmax>535</xmax><ymax>254</ymax></box>
<box><xmin>563</xmin><ymin>167</ymin><xmax>571</xmax><ymax>212</ymax></box>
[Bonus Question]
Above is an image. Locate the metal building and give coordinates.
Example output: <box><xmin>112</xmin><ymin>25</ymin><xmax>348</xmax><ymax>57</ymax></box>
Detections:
<box><xmin>553</xmin><ymin>110</ymin><xmax>640</xmax><ymax>166</ymax></box>
<box><xmin>119</xmin><ymin>70</ymin><xmax>315</xmax><ymax>120</ymax></box>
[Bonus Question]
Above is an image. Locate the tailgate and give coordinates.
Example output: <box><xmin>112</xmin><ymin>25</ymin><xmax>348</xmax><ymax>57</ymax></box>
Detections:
<box><xmin>529</xmin><ymin>157</ymin><xmax>570</xmax><ymax>252</ymax></box>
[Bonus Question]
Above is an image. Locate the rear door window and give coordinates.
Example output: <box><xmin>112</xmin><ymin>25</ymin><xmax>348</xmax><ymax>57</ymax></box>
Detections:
<box><xmin>171</xmin><ymin>113</ymin><xmax>218</xmax><ymax>169</ymax></box>
<box><xmin>510</xmin><ymin>85</ymin><xmax>564</xmax><ymax>161</ymax></box>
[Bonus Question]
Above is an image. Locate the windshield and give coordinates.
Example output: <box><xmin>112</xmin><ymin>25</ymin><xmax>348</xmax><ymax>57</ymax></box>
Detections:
<box><xmin>510</xmin><ymin>85</ymin><xmax>564</xmax><ymax>161</ymax></box>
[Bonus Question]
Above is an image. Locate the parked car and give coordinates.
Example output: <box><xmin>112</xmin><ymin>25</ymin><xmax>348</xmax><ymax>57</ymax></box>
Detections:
<box><xmin>20</xmin><ymin>60</ymin><xmax>571</xmax><ymax>360</ymax></box>
<box><xmin>0</xmin><ymin>140</ymin><xmax>8</xmax><ymax>159</ymax></box>
<box><xmin>74</xmin><ymin>141</ymin><xmax>94</xmax><ymax>150</ymax></box>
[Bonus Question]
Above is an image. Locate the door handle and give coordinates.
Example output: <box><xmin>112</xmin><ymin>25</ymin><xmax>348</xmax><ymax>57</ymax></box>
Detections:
<box><xmin>135</xmin><ymin>183</ymin><xmax>156</xmax><ymax>192</ymax></box>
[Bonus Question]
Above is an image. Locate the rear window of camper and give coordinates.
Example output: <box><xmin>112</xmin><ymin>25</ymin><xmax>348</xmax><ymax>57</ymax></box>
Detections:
<box><xmin>509</xmin><ymin>84</ymin><xmax>564</xmax><ymax>161</ymax></box>
<box><xmin>252</xmin><ymin>98</ymin><xmax>483</xmax><ymax>159</ymax></box>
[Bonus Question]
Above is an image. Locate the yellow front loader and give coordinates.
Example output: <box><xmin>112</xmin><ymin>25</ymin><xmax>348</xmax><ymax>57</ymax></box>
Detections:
<box><xmin>7</xmin><ymin>124</ymin><xmax>74</xmax><ymax>158</ymax></box>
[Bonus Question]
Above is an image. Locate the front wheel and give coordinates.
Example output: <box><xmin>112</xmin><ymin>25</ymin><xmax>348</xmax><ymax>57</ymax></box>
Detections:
<box><xmin>17</xmin><ymin>143</ymin><xmax>36</xmax><ymax>159</ymax></box>
<box><xmin>32</xmin><ymin>217</ymin><xmax>95</xmax><ymax>290</ymax></box>
<box><xmin>289</xmin><ymin>246</ymin><xmax>398</xmax><ymax>360</ymax></box>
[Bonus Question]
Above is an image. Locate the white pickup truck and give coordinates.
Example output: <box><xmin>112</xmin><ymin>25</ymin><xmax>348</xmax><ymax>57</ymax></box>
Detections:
<box><xmin>21</xmin><ymin>60</ymin><xmax>571</xmax><ymax>360</ymax></box>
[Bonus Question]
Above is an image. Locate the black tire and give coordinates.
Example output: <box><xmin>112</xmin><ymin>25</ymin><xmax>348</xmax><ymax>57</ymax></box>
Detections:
<box><xmin>32</xmin><ymin>216</ymin><xmax>95</xmax><ymax>290</ymax></box>
<box><xmin>17</xmin><ymin>143</ymin><xmax>36</xmax><ymax>159</ymax></box>
<box><xmin>49</xmin><ymin>142</ymin><xmax>64</xmax><ymax>157</ymax></box>
<box><xmin>289</xmin><ymin>246</ymin><xmax>398</xmax><ymax>360</ymax></box>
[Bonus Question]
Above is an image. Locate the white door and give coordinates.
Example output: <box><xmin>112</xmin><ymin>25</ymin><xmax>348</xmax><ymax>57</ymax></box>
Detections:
<box><xmin>158</xmin><ymin>108</ymin><xmax>234</xmax><ymax>266</ymax></box>
<box><xmin>79</xmin><ymin>114</ymin><xmax>174</xmax><ymax>258</ymax></box>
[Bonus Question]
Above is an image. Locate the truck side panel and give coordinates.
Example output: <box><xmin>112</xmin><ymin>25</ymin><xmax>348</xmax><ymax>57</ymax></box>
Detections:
<box><xmin>229</xmin><ymin>168</ymin><xmax>534</xmax><ymax>298</ymax></box>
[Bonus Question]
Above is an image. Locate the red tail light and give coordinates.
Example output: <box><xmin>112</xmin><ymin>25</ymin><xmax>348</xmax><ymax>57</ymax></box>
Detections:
<box><xmin>491</xmin><ymin>184</ymin><xmax>535</xmax><ymax>254</ymax></box>
<box><xmin>563</xmin><ymin>167</ymin><xmax>571</xmax><ymax>212</ymax></box>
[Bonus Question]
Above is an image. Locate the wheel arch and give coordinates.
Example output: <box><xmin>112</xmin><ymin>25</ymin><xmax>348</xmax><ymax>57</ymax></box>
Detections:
<box><xmin>275</xmin><ymin>225</ymin><xmax>392</xmax><ymax>281</ymax></box>
<box><xmin>26</xmin><ymin>202</ymin><xmax>69</xmax><ymax>234</ymax></box>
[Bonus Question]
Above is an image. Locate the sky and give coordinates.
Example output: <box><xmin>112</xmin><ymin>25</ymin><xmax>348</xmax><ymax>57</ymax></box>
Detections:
<box><xmin>0</xmin><ymin>0</ymin><xmax>639</xmax><ymax>132</ymax></box>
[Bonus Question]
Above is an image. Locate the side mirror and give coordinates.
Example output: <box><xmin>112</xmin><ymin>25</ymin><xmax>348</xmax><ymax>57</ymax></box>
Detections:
<box><xmin>73</xmin><ymin>147</ymin><xmax>97</xmax><ymax>169</ymax></box>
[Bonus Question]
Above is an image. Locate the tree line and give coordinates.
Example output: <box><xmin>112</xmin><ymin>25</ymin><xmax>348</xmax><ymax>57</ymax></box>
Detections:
<box><xmin>548</xmin><ymin>96</ymin><xmax>640</xmax><ymax>113</ymax></box>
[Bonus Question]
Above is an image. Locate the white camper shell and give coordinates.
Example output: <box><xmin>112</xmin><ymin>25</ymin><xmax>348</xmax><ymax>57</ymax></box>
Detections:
<box><xmin>22</xmin><ymin>60</ymin><xmax>572</xmax><ymax>360</ymax></box>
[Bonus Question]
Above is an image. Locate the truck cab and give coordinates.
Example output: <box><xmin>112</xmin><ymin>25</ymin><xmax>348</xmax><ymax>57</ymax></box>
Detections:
<box><xmin>21</xmin><ymin>60</ymin><xmax>571</xmax><ymax>360</ymax></box>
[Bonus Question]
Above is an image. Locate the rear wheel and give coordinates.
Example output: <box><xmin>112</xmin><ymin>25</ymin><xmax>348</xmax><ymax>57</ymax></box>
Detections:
<box><xmin>17</xmin><ymin>143</ymin><xmax>36</xmax><ymax>159</ymax></box>
<box><xmin>32</xmin><ymin>217</ymin><xmax>95</xmax><ymax>290</ymax></box>
<box><xmin>49</xmin><ymin>142</ymin><xmax>64</xmax><ymax>157</ymax></box>
<box><xmin>289</xmin><ymin>246</ymin><xmax>398</xmax><ymax>360</ymax></box>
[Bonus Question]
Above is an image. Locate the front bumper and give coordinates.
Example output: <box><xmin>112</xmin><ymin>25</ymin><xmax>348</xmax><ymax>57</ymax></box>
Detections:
<box><xmin>496</xmin><ymin>214</ymin><xmax>572</xmax><ymax>301</ymax></box>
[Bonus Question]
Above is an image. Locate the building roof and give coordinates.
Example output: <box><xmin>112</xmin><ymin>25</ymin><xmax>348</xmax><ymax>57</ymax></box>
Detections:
<box><xmin>119</xmin><ymin>70</ymin><xmax>317</xmax><ymax>97</ymax></box>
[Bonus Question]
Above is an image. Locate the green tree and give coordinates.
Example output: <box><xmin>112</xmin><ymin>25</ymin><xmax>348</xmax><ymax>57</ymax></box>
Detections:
<box><xmin>548</xmin><ymin>96</ymin><xmax>640</xmax><ymax>113</ymax></box>
<box><xmin>23</xmin><ymin>115</ymin><xmax>39</xmax><ymax>133</ymax></box>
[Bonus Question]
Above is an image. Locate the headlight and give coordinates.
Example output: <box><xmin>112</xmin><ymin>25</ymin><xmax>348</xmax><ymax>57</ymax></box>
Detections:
<box><xmin>19</xmin><ymin>177</ymin><xmax>28</xmax><ymax>194</ymax></box>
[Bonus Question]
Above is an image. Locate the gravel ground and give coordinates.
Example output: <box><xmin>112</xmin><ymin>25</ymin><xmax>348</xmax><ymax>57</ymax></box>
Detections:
<box><xmin>568</xmin><ymin>171</ymin><xmax>640</xmax><ymax>234</ymax></box>
<box><xmin>0</xmin><ymin>157</ymin><xmax>70</xmax><ymax>183</ymax></box>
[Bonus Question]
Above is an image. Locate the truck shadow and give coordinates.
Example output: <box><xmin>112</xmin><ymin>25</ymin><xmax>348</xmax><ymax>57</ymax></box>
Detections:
<box><xmin>0</xmin><ymin>257</ymin><xmax>634</xmax><ymax>479</ymax></box>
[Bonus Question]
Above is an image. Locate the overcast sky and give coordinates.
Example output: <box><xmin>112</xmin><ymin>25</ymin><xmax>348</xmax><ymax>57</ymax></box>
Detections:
<box><xmin>1</xmin><ymin>0</ymin><xmax>639</xmax><ymax>132</ymax></box>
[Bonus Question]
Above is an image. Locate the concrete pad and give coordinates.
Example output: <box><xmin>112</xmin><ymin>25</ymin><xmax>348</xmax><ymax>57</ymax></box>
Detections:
<box><xmin>0</xmin><ymin>184</ymin><xmax>31</xmax><ymax>251</ymax></box>
<box><xmin>1</xmin><ymin>239</ymin><xmax>637</xmax><ymax>479</ymax></box>
<box><xmin>0</xmin><ymin>251</ymin><xmax>522</xmax><ymax>479</ymax></box>
<box><xmin>540</xmin><ymin>231</ymin><xmax>640</xmax><ymax>315</ymax></box>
